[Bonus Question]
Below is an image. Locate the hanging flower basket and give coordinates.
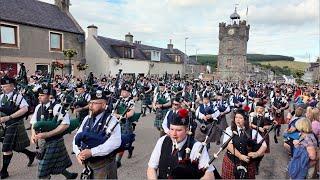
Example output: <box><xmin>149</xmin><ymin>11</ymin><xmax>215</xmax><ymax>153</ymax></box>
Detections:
<box><xmin>52</xmin><ymin>61</ymin><xmax>64</xmax><ymax>70</ymax></box>
<box><xmin>77</xmin><ymin>63</ymin><xmax>89</xmax><ymax>71</ymax></box>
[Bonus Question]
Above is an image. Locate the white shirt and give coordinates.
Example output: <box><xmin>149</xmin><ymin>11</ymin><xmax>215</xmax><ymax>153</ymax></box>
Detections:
<box><xmin>30</xmin><ymin>101</ymin><xmax>70</xmax><ymax>125</ymax></box>
<box><xmin>161</xmin><ymin>109</ymin><xmax>178</xmax><ymax>133</ymax></box>
<box><xmin>72</xmin><ymin>111</ymin><xmax>121</xmax><ymax>157</ymax></box>
<box><xmin>195</xmin><ymin>103</ymin><xmax>220</xmax><ymax>120</ymax></box>
<box><xmin>153</xmin><ymin>91</ymin><xmax>171</xmax><ymax>104</ymax></box>
<box><xmin>148</xmin><ymin>135</ymin><xmax>215</xmax><ymax>172</ymax></box>
<box><xmin>222</xmin><ymin>126</ymin><xmax>267</xmax><ymax>147</ymax></box>
<box><xmin>0</xmin><ymin>91</ymin><xmax>29</xmax><ymax>108</ymax></box>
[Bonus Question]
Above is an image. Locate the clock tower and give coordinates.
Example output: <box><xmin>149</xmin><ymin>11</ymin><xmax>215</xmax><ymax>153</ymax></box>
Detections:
<box><xmin>216</xmin><ymin>7</ymin><xmax>250</xmax><ymax>81</ymax></box>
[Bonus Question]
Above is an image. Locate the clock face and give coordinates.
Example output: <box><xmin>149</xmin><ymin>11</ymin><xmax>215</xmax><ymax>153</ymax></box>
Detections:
<box><xmin>228</xmin><ymin>28</ymin><xmax>235</xmax><ymax>35</ymax></box>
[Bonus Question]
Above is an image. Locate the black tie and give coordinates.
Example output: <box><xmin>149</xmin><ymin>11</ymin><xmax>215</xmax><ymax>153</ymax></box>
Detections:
<box><xmin>240</xmin><ymin>129</ymin><xmax>245</xmax><ymax>138</ymax></box>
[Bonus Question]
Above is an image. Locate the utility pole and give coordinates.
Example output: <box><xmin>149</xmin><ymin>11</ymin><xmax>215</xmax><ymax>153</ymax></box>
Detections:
<box><xmin>196</xmin><ymin>48</ymin><xmax>199</xmax><ymax>62</ymax></box>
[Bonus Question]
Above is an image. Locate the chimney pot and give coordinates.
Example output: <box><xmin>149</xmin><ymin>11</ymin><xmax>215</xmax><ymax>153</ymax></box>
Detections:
<box><xmin>125</xmin><ymin>32</ymin><xmax>134</xmax><ymax>44</ymax></box>
<box><xmin>87</xmin><ymin>25</ymin><xmax>98</xmax><ymax>37</ymax></box>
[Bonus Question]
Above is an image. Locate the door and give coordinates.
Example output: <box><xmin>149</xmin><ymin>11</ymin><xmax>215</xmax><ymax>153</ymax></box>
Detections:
<box><xmin>0</xmin><ymin>63</ymin><xmax>17</xmax><ymax>77</ymax></box>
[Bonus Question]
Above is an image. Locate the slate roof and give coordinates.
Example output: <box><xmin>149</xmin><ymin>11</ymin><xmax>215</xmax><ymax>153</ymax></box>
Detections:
<box><xmin>0</xmin><ymin>0</ymin><xmax>83</xmax><ymax>34</ymax></box>
<box><xmin>95</xmin><ymin>36</ymin><xmax>193</xmax><ymax>64</ymax></box>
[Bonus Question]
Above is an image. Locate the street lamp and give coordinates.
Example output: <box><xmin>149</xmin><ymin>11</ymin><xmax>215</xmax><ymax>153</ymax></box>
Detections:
<box><xmin>195</xmin><ymin>48</ymin><xmax>199</xmax><ymax>62</ymax></box>
<box><xmin>184</xmin><ymin>37</ymin><xmax>189</xmax><ymax>74</ymax></box>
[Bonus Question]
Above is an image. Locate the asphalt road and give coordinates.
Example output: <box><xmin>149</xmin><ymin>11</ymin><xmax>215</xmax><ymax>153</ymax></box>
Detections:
<box><xmin>2</xmin><ymin>103</ymin><xmax>290</xmax><ymax>179</ymax></box>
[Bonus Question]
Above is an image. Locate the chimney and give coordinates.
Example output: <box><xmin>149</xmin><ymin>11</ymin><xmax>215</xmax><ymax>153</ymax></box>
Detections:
<box><xmin>87</xmin><ymin>25</ymin><xmax>98</xmax><ymax>37</ymax></box>
<box><xmin>55</xmin><ymin>0</ymin><xmax>70</xmax><ymax>12</ymax></box>
<box><xmin>125</xmin><ymin>32</ymin><xmax>133</xmax><ymax>44</ymax></box>
<box><xmin>167</xmin><ymin>39</ymin><xmax>173</xmax><ymax>52</ymax></box>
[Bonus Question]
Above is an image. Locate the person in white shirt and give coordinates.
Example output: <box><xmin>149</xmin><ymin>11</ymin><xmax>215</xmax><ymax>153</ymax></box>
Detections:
<box><xmin>162</xmin><ymin>97</ymin><xmax>183</xmax><ymax>134</ymax></box>
<box><xmin>0</xmin><ymin>76</ymin><xmax>36</xmax><ymax>179</ymax></box>
<box><xmin>221</xmin><ymin>109</ymin><xmax>267</xmax><ymax>179</ymax></box>
<box><xmin>30</xmin><ymin>85</ymin><xmax>77</xmax><ymax>179</ymax></box>
<box><xmin>73</xmin><ymin>90</ymin><xmax>121</xmax><ymax>179</ymax></box>
<box><xmin>147</xmin><ymin>108</ymin><xmax>215</xmax><ymax>179</ymax></box>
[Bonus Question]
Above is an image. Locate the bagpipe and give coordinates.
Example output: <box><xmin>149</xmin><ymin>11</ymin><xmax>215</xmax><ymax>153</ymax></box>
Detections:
<box><xmin>0</xmin><ymin>91</ymin><xmax>24</xmax><ymax>125</ymax></box>
<box><xmin>233</xmin><ymin>123</ymin><xmax>276</xmax><ymax>179</ymax></box>
<box><xmin>32</xmin><ymin>103</ymin><xmax>80</xmax><ymax>135</ymax></box>
<box><xmin>33</xmin><ymin>64</ymin><xmax>80</xmax><ymax>134</ymax></box>
<box><xmin>76</xmin><ymin>99</ymin><xmax>134</xmax><ymax>179</ymax></box>
<box><xmin>199</xmin><ymin>106</ymin><xmax>217</xmax><ymax>133</ymax></box>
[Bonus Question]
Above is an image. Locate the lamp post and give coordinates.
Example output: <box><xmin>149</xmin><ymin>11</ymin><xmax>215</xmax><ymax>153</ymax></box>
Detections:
<box><xmin>184</xmin><ymin>37</ymin><xmax>189</xmax><ymax>74</ymax></box>
<box><xmin>195</xmin><ymin>48</ymin><xmax>199</xmax><ymax>62</ymax></box>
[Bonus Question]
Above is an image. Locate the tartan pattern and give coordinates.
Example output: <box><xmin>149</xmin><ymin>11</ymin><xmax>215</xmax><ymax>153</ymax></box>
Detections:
<box><xmin>142</xmin><ymin>93</ymin><xmax>152</xmax><ymax>105</ymax></box>
<box><xmin>154</xmin><ymin>108</ymin><xmax>169</xmax><ymax>128</ymax></box>
<box><xmin>120</xmin><ymin>120</ymin><xmax>134</xmax><ymax>134</ymax></box>
<box><xmin>222</xmin><ymin>154</ymin><xmax>256</xmax><ymax>179</ymax></box>
<box><xmin>38</xmin><ymin>138</ymin><xmax>72</xmax><ymax>178</ymax></box>
<box><xmin>2</xmin><ymin>121</ymin><xmax>30</xmax><ymax>152</ymax></box>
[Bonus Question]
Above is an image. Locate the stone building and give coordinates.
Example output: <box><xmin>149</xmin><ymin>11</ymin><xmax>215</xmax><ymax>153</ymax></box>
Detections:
<box><xmin>216</xmin><ymin>7</ymin><xmax>250</xmax><ymax>81</ymax></box>
<box><xmin>0</xmin><ymin>0</ymin><xmax>85</xmax><ymax>77</ymax></box>
<box><xmin>86</xmin><ymin>25</ymin><xmax>205</xmax><ymax>77</ymax></box>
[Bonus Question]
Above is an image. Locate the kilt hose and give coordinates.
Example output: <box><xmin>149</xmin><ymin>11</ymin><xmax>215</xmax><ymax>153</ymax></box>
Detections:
<box><xmin>154</xmin><ymin>108</ymin><xmax>169</xmax><ymax>129</ymax></box>
<box><xmin>88</xmin><ymin>154</ymin><xmax>117</xmax><ymax>179</ymax></box>
<box><xmin>2</xmin><ymin>121</ymin><xmax>30</xmax><ymax>152</ymax></box>
<box><xmin>38</xmin><ymin>138</ymin><xmax>72</xmax><ymax>178</ymax></box>
<box><xmin>222</xmin><ymin>154</ymin><xmax>256</xmax><ymax>179</ymax></box>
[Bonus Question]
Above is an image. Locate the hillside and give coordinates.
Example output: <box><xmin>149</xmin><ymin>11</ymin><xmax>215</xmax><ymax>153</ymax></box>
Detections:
<box><xmin>256</xmin><ymin>61</ymin><xmax>308</xmax><ymax>71</ymax></box>
<box><xmin>188</xmin><ymin>54</ymin><xmax>304</xmax><ymax>75</ymax></box>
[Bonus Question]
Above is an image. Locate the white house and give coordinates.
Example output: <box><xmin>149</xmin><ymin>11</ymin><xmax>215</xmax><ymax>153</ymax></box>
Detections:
<box><xmin>85</xmin><ymin>25</ymin><xmax>202</xmax><ymax>77</ymax></box>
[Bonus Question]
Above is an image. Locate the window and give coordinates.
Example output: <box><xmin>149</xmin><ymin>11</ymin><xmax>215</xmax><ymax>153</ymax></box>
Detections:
<box><xmin>36</xmin><ymin>64</ymin><xmax>49</xmax><ymax>74</ymax></box>
<box><xmin>0</xmin><ymin>24</ymin><xmax>18</xmax><ymax>47</ymax></box>
<box><xmin>175</xmin><ymin>55</ymin><xmax>181</xmax><ymax>63</ymax></box>
<box><xmin>124</xmin><ymin>47</ymin><xmax>134</xmax><ymax>59</ymax></box>
<box><xmin>50</xmin><ymin>32</ymin><xmax>62</xmax><ymax>51</ymax></box>
<box><xmin>151</xmin><ymin>51</ymin><xmax>160</xmax><ymax>61</ymax></box>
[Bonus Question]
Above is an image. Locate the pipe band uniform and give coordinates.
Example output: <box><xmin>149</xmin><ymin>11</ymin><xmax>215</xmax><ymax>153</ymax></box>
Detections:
<box><xmin>30</xmin><ymin>84</ymin><xmax>77</xmax><ymax>179</ymax></box>
<box><xmin>0</xmin><ymin>75</ymin><xmax>37</xmax><ymax>179</ymax></box>
<box><xmin>147</xmin><ymin>109</ymin><xmax>216</xmax><ymax>179</ymax></box>
<box><xmin>221</xmin><ymin>109</ymin><xmax>267</xmax><ymax>179</ymax></box>
<box><xmin>73</xmin><ymin>89</ymin><xmax>121</xmax><ymax>179</ymax></box>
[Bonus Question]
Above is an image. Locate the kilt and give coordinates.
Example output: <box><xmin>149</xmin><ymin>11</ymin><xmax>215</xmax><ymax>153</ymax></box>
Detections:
<box><xmin>120</xmin><ymin>120</ymin><xmax>134</xmax><ymax>134</ymax></box>
<box><xmin>194</xmin><ymin>120</ymin><xmax>217</xmax><ymax>143</ymax></box>
<box><xmin>2</xmin><ymin>121</ymin><xmax>30</xmax><ymax>152</ymax></box>
<box><xmin>273</xmin><ymin>111</ymin><xmax>286</xmax><ymax>124</ymax></box>
<box><xmin>88</xmin><ymin>154</ymin><xmax>117</xmax><ymax>179</ymax></box>
<box><xmin>222</xmin><ymin>154</ymin><xmax>256</xmax><ymax>179</ymax></box>
<box><xmin>154</xmin><ymin>108</ymin><xmax>169</xmax><ymax>128</ymax></box>
<box><xmin>38</xmin><ymin>138</ymin><xmax>72</xmax><ymax>178</ymax></box>
<box><xmin>215</xmin><ymin>116</ymin><xmax>228</xmax><ymax>141</ymax></box>
<box><xmin>142</xmin><ymin>93</ymin><xmax>152</xmax><ymax>105</ymax></box>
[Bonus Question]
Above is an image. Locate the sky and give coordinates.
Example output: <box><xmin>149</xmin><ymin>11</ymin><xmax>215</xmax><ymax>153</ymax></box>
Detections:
<box><xmin>40</xmin><ymin>0</ymin><xmax>319</xmax><ymax>62</ymax></box>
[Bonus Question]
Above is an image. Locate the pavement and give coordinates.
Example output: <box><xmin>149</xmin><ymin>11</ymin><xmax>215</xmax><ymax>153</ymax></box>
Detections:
<box><xmin>2</xmin><ymin>103</ymin><xmax>291</xmax><ymax>179</ymax></box>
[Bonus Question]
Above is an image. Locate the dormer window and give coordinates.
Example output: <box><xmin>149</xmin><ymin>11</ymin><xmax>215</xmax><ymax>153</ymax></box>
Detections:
<box><xmin>151</xmin><ymin>51</ymin><xmax>160</xmax><ymax>61</ymax></box>
<box><xmin>175</xmin><ymin>55</ymin><xmax>181</xmax><ymax>63</ymax></box>
<box><xmin>124</xmin><ymin>47</ymin><xmax>134</xmax><ymax>59</ymax></box>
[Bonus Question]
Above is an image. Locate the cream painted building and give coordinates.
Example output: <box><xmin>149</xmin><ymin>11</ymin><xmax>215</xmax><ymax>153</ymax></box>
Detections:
<box><xmin>86</xmin><ymin>25</ymin><xmax>203</xmax><ymax>77</ymax></box>
<box><xmin>0</xmin><ymin>0</ymin><xmax>85</xmax><ymax>77</ymax></box>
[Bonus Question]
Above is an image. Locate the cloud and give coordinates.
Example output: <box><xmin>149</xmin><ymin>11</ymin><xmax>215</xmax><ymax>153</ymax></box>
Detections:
<box><xmin>244</xmin><ymin>0</ymin><xmax>319</xmax><ymax>26</ymax></box>
<box><xmin>38</xmin><ymin>0</ymin><xmax>319</xmax><ymax>62</ymax></box>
